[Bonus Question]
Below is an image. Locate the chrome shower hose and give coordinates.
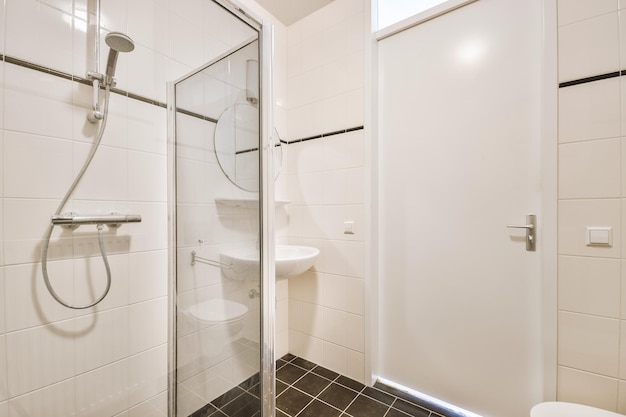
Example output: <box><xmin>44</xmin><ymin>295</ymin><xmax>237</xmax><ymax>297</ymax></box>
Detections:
<box><xmin>41</xmin><ymin>86</ymin><xmax>113</xmax><ymax>309</ymax></box>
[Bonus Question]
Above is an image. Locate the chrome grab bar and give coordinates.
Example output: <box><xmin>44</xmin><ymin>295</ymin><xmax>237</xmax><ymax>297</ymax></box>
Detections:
<box><xmin>51</xmin><ymin>213</ymin><xmax>142</xmax><ymax>228</ymax></box>
<box><xmin>191</xmin><ymin>251</ymin><xmax>232</xmax><ymax>269</ymax></box>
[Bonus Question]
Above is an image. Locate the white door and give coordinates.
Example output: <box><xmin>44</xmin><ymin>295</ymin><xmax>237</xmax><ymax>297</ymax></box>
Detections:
<box><xmin>376</xmin><ymin>1</ymin><xmax>546</xmax><ymax>417</ymax></box>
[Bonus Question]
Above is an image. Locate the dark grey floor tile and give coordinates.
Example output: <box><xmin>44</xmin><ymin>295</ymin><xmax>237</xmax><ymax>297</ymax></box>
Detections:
<box><xmin>276</xmin><ymin>359</ymin><xmax>289</xmax><ymax>370</ymax></box>
<box><xmin>318</xmin><ymin>383</ymin><xmax>359</xmax><ymax>411</ymax></box>
<box><xmin>238</xmin><ymin>373</ymin><xmax>260</xmax><ymax>390</ymax></box>
<box><xmin>312</xmin><ymin>365</ymin><xmax>340</xmax><ymax>381</ymax></box>
<box><xmin>337</xmin><ymin>375</ymin><xmax>365</xmax><ymax>392</ymax></box>
<box><xmin>210</xmin><ymin>386</ymin><xmax>246</xmax><ymax>409</ymax></box>
<box><xmin>363</xmin><ymin>386</ymin><xmax>395</xmax><ymax>406</ymax></box>
<box><xmin>291</xmin><ymin>357</ymin><xmax>317</xmax><ymax>370</ymax></box>
<box><xmin>276</xmin><ymin>387</ymin><xmax>314</xmax><ymax>416</ymax></box>
<box><xmin>393</xmin><ymin>398</ymin><xmax>432</xmax><ymax>417</ymax></box>
<box><xmin>345</xmin><ymin>394</ymin><xmax>390</xmax><ymax>417</ymax></box>
<box><xmin>189</xmin><ymin>402</ymin><xmax>219</xmax><ymax>417</ymax></box>
<box><xmin>293</xmin><ymin>372</ymin><xmax>332</xmax><ymax>397</ymax></box>
<box><xmin>276</xmin><ymin>380</ymin><xmax>289</xmax><ymax>396</ymax></box>
<box><xmin>298</xmin><ymin>400</ymin><xmax>342</xmax><ymax>417</ymax></box>
<box><xmin>281</xmin><ymin>353</ymin><xmax>296</xmax><ymax>362</ymax></box>
<box><xmin>386</xmin><ymin>408</ymin><xmax>414</xmax><ymax>417</ymax></box>
<box><xmin>220</xmin><ymin>392</ymin><xmax>260</xmax><ymax>417</ymax></box>
<box><xmin>277</xmin><ymin>410</ymin><xmax>290</xmax><ymax>417</ymax></box>
<box><xmin>276</xmin><ymin>363</ymin><xmax>308</xmax><ymax>385</ymax></box>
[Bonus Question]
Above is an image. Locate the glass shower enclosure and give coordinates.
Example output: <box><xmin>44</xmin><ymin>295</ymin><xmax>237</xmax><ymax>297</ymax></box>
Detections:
<box><xmin>168</xmin><ymin>1</ymin><xmax>275</xmax><ymax>416</ymax></box>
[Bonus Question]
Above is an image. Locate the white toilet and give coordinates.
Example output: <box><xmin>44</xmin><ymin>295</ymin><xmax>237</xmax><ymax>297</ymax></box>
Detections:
<box><xmin>183</xmin><ymin>298</ymin><xmax>249</xmax><ymax>352</ymax></box>
<box><xmin>531</xmin><ymin>402</ymin><xmax>625</xmax><ymax>417</ymax></box>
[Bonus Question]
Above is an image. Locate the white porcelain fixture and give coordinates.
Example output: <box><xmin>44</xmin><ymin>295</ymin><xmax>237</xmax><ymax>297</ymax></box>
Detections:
<box><xmin>531</xmin><ymin>402</ymin><xmax>625</xmax><ymax>417</ymax></box>
<box><xmin>220</xmin><ymin>245</ymin><xmax>320</xmax><ymax>280</ymax></box>
<box><xmin>180</xmin><ymin>298</ymin><xmax>249</xmax><ymax>359</ymax></box>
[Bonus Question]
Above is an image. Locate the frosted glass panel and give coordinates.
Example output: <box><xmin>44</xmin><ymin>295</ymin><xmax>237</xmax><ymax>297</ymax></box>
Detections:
<box><xmin>378</xmin><ymin>0</ymin><xmax>449</xmax><ymax>29</ymax></box>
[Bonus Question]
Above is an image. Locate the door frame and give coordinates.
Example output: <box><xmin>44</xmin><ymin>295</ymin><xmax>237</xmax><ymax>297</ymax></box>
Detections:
<box><xmin>364</xmin><ymin>0</ymin><xmax>557</xmax><ymax>404</ymax></box>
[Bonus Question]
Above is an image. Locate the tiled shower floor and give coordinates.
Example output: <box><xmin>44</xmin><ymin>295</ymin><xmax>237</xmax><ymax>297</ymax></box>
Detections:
<box><xmin>190</xmin><ymin>354</ymin><xmax>454</xmax><ymax>417</ymax></box>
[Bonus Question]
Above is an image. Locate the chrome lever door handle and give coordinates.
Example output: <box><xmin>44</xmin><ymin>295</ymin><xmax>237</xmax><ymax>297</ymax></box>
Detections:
<box><xmin>506</xmin><ymin>224</ymin><xmax>534</xmax><ymax>230</ymax></box>
<box><xmin>507</xmin><ymin>214</ymin><xmax>536</xmax><ymax>251</ymax></box>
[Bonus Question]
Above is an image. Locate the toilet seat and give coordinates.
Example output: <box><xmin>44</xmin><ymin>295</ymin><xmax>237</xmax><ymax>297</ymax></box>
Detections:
<box><xmin>187</xmin><ymin>299</ymin><xmax>248</xmax><ymax>324</ymax></box>
<box><xmin>531</xmin><ymin>402</ymin><xmax>625</xmax><ymax>417</ymax></box>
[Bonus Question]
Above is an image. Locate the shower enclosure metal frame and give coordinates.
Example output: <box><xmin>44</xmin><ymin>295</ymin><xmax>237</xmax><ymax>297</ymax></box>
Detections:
<box><xmin>166</xmin><ymin>1</ymin><xmax>276</xmax><ymax>415</ymax></box>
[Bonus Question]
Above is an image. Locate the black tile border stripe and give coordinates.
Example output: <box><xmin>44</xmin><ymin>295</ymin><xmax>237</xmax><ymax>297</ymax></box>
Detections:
<box><xmin>559</xmin><ymin>71</ymin><xmax>621</xmax><ymax>88</ymax></box>
<box><xmin>285</xmin><ymin>125</ymin><xmax>365</xmax><ymax>144</ymax></box>
<box><xmin>1</xmin><ymin>54</ymin><xmax>364</xmax><ymax>145</ymax></box>
<box><xmin>2</xmin><ymin>53</ymin><xmax>167</xmax><ymax>109</ymax></box>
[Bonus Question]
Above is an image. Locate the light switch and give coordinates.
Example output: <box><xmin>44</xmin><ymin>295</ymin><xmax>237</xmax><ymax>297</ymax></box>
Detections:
<box><xmin>344</xmin><ymin>221</ymin><xmax>355</xmax><ymax>234</ymax></box>
<box><xmin>586</xmin><ymin>227</ymin><xmax>612</xmax><ymax>246</ymax></box>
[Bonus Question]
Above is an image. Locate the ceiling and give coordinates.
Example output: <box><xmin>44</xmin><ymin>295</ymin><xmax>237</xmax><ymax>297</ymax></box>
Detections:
<box><xmin>252</xmin><ymin>0</ymin><xmax>334</xmax><ymax>26</ymax></box>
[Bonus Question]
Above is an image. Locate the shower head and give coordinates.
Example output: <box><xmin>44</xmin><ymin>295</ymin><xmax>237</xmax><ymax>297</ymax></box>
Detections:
<box><xmin>104</xmin><ymin>32</ymin><xmax>135</xmax><ymax>81</ymax></box>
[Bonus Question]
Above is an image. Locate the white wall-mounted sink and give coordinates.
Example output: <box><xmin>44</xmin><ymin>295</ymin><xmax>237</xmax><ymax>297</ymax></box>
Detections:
<box><xmin>220</xmin><ymin>245</ymin><xmax>320</xmax><ymax>280</ymax></box>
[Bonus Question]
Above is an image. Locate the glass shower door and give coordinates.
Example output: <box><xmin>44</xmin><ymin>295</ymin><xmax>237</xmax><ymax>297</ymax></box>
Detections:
<box><xmin>170</xmin><ymin>2</ymin><xmax>268</xmax><ymax>415</ymax></box>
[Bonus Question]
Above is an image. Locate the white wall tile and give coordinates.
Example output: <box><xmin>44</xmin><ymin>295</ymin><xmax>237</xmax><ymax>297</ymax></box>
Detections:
<box><xmin>620</xmin><ymin>321</ymin><xmax>626</xmax><ymax>378</ymax></box>
<box><xmin>6</xmin><ymin>321</ymin><xmax>75</xmax><ymax>397</ymax></box>
<box><xmin>0</xmin><ymin>269</ymin><xmax>4</xmax><ymax>335</ymax></box>
<box><xmin>100</xmin><ymin>0</ymin><xmax>127</xmax><ymax>33</ymax></box>
<box><xmin>323</xmin><ymin>308</ymin><xmax>346</xmax><ymax>346</ymax></box>
<box><xmin>169</xmin><ymin>13</ymin><xmax>204</xmax><ymax>69</ymax></box>
<box><xmin>127</xmin><ymin>100</ymin><xmax>167</xmax><ymax>155</ymax></box>
<box><xmin>0</xmin><ymin>63</ymin><xmax>5</xmax><ymax>129</ymax></box>
<box><xmin>4</xmin><ymin>261</ymin><xmax>74</xmax><ymax>332</ymax></box>
<box><xmin>127</xmin><ymin>202</ymin><xmax>168</xmax><ymax>252</ymax></box>
<box><xmin>0</xmin><ymin>1</ymin><xmax>5</xmax><ymax>55</ymax></box>
<box><xmin>559</xmin><ymin>311</ymin><xmax>619</xmax><ymax>377</ymax></box>
<box><xmin>126</xmin><ymin>46</ymin><xmax>170</xmax><ymax>103</ymax></box>
<box><xmin>559</xmin><ymin>77</ymin><xmax>620</xmax><ymax>143</ymax></box>
<box><xmin>345</xmin><ymin>349</ymin><xmax>365</xmax><ymax>384</ymax></box>
<box><xmin>558</xmin><ymin>12</ymin><xmax>619</xmax><ymax>82</ymax></box>
<box><xmin>322</xmin><ymin>273</ymin><xmax>346</xmax><ymax>310</ymax></box>
<box><xmin>558</xmin><ymin>199</ymin><xmax>621</xmax><ymax>258</ymax></box>
<box><xmin>129</xmin><ymin>298</ymin><xmax>168</xmax><ymax>354</ymax></box>
<box><xmin>619</xmin><ymin>381</ymin><xmax>626</xmax><ymax>414</ymax></box>
<box><xmin>128</xmin><ymin>151</ymin><xmax>167</xmax><ymax>202</ymax></box>
<box><xmin>72</xmin><ymin>143</ymin><xmax>128</xmax><ymax>201</ymax></box>
<box><xmin>3</xmin><ymin>131</ymin><xmax>73</xmax><ymax>199</ymax></box>
<box><xmin>74</xmin><ymin>308</ymin><xmax>129</xmax><ymax>374</ymax></box>
<box><xmin>128</xmin><ymin>345</ymin><xmax>167</xmax><ymax>408</ymax></box>
<box><xmin>558</xmin><ymin>0</ymin><xmax>617</xmax><ymax>27</ymax></box>
<box><xmin>558</xmin><ymin>256</ymin><xmax>620</xmax><ymax>318</ymax></box>
<box><xmin>127</xmin><ymin>0</ymin><xmax>169</xmax><ymax>56</ymax></box>
<box><xmin>72</xmin><ymin>253</ymin><xmax>130</xmax><ymax>313</ymax></box>
<box><xmin>75</xmin><ymin>359</ymin><xmax>129</xmax><ymax>417</ymax></box>
<box><xmin>128</xmin><ymin>250</ymin><xmax>168</xmax><ymax>303</ymax></box>
<box><xmin>0</xmin><ymin>336</ymin><xmax>6</xmax><ymax>402</ymax></box>
<box><xmin>128</xmin><ymin>392</ymin><xmax>168</xmax><ymax>417</ymax></box>
<box><xmin>3</xmin><ymin>198</ymin><xmax>71</xmax><ymax>265</ymax></box>
<box><xmin>559</xmin><ymin>138</ymin><xmax>621</xmax><ymax>198</ymax></box>
<box><xmin>4</xmin><ymin>65</ymin><xmax>74</xmax><ymax>139</ymax></box>
<box><xmin>345</xmin><ymin>314</ymin><xmax>364</xmax><ymax>353</ymax></box>
<box><xmin>7</xmin><ymin>379</ymin><xmax>75</xmax><ymax>417</ymax></box>
<box><xmin>301</xmin><ymin>302</ymin><xmax>324</xmax><ymax>339</ymax></box>
<box><xmin>558</xmin><ymin>366</ymin><xmax>618</xmax><ymax>410</ymax></box>
<box><xmin>5</xmin><ymin>0</ymin><xmax>74</xmax><ymax>74</ymax></box>
<box><xmin>322</xmin><ymin>341</ymin><xmax>346</xmax><ymax>375</ymax></box>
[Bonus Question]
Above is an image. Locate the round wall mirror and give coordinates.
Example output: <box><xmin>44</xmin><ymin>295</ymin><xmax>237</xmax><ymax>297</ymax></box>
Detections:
<box><xmin>214</xmin><ymin>103</ymin><xmax>282</xmax><ymax>192</ymax></box>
